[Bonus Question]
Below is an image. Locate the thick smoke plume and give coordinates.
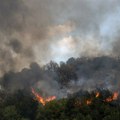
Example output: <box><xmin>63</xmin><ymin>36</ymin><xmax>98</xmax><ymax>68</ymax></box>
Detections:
<box><xmin>1</xmin><ymin>57</ymin><xmax>120</xmax><ymax>98</ymax></box>
<box><xmin>0</xmin><ymin>0</ymin><xmax>120</xmax><ymax>97</ymax></box>
<box><xmin>0</xmin><ymin>0</ymin><xmax>120</xmax><ymax>74</ymax></box>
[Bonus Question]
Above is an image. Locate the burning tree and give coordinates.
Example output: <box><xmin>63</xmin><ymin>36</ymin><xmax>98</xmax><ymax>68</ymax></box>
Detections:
<box><xmin>0</xmin><ymin>89</ymin><xmax>120</xmax><ymax>120</ymax></box>
<box><xmin>31</xmin><ymin>88</ymin><xmax>56</xmax><ymax>106</ymax></box>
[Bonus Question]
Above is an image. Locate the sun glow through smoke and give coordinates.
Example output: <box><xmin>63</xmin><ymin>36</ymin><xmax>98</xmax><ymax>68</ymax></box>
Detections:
<box><xmin>51</xmin><ymin>36</ymin><xmax>76</xmax><ymax>62</ymax></box>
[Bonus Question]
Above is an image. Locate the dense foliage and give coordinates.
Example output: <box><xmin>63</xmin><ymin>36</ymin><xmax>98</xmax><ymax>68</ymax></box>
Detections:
<box><xmin>0</xmin><ymin>90</ymin><xmax>120</xmax><ymax>120</ymax></box>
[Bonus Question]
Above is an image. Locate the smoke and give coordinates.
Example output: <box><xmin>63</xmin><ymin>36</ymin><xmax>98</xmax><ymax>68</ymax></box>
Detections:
<box><xmin>0</xmin><ymin>0</ymin><xmax>120</xmax><ymax>97</ymax></box>
<box><xmin>1</xmin><ymin>63</ymin><xmax>41</xmax><ymax>92</ymax></box>
<box><xmin>0</xmin><ymin>61</ymin><xmax>67</xmax><ymax>98</ymax></box>
<box><xmin>0</xmin><ymin>0</ymin><xmax>26</xmax><ymax>32</ymax></box>
<box><xmin>1</xmin><ymin>56</ymin><xmax>120</xmax><ymax>98</ymax></box>
<box><xmin>0</xmin><ymin>0</ymin><xmax>120</xmax><ymax>74</ymax></box>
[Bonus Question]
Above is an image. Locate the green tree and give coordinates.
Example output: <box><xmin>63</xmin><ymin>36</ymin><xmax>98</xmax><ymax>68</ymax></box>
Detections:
<box><xmin>3</xmin><ymin>106</ymin><xmax>21</xmax><ymax>120</ymax></box>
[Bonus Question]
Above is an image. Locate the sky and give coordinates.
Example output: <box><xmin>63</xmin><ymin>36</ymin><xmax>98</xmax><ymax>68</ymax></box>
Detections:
<box><xmin>0</xmin><ymin>0</ymin><xmax>120</xmax><ymax>75</ymax></box>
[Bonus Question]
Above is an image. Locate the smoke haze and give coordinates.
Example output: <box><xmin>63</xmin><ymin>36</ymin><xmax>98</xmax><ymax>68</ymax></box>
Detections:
<box><xmin>0</xmin><ymin>0</ymin><xmax>120</xmax><ymax>96</ymax></box>
<box><xmin>0</xmin><ymin>0</ymin><xmax>120</xmax><ymax>74</ymax></box>
<box><xmin>1</xmin><ymin>56</ymin><xmax>120</xmax><ymax>98</ymax></box>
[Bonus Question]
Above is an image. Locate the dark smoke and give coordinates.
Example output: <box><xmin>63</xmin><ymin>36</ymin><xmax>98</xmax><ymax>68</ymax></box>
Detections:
<box><xmin>0</xmin><ymin>0</ymin><xmax>120</xmax><ymax>75</ymax></box>
<box><xmin>0</xmin><ymin>0</ymin><xmax>120</xmax><ymax>97</ymax></box>
<box><xmin>1</xmin><ymin>56</ymin><xmax>120</xmax><ymax>98</ymax></box>
<box><xmin>0</xmin><ymin>0</ymin><xmax>30</xmax><ymax>75</ymax></box>
<box><xmin>1</xmin><ymin>63</ymin><xmax>41</xmax><ymax>92</ymax></box>
<box><xmin>0</xmin><ymin>0</ymin><xmax>26</xmax><ymax>32</ymax></box>
<box><xmin>8</xmin><ymin>39</ymin><xmax>22</xmax><ymax>53</ymax></box>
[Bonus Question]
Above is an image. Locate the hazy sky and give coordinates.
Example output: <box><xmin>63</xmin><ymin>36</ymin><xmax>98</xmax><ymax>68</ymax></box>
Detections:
<box><xmin>0</xmin><ymin>0</ymin><xmax>120</xmax><ymax>75</ymax></box>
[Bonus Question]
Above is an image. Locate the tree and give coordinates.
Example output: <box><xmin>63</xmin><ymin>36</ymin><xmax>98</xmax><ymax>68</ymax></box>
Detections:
<box><xmin>3</xmin><ymin>106</ymin><xmax>21</xmax><ymax>120</ymax></box>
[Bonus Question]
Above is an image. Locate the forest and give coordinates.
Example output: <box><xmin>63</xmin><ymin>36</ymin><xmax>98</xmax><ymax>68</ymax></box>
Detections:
<box><xmin>0</xmin><ymin>56</ymin><xmax>120</xmax><ymax>120</ymax></box>
<box><xmin>0</xmin><ymin>89</ymin><xmax>120</xmax><ymax>120</ymax></box>
<box><xmin>0</xmin><ymin>0</ymin><xmax>120</xmax><ymax>120</ymax></box>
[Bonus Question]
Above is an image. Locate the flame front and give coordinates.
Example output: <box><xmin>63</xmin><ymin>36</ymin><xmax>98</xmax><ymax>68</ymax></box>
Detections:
<box><xmin>31</xmin><ymin>88</ymin><xmax>46</xmax><ymax>105</ymax></box>
<box><xmin>32</xmin><ymin>88</ymin><xmax>119</xmax><ymax>106</ymax></box>
<box><xmin>31</xmin><ymin>88</ymin><xmax>56</xmax><ymax>106</ymax></box>
<box><xmin>76</xmin><ymin>91</ymin><xmax>119</xmax><ymax>107</ymax></box>
<box><xmin>105</xmin><ymin>92</ymin><xmax>119</xmax><ymax>102</ymax></box>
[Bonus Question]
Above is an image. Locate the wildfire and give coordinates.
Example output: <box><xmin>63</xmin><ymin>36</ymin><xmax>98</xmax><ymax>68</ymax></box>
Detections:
<box><xmin>105</xmin><ymin>92</ymin><xmax>119</xmax><ymax>102</ymax></box>
<box><xmin>31</xmin><ymin>88</ymin><xmax>56</xmax><ymax>106</ymax></box>
<box><xmin>81</xmin><ymin>92</ymin><xmax>119</xmax><ymax>106</ymax></box>
<box><xmin>86</xmin><ymin>100</ymin><xmax>92</xmax><ymax>105</ymax></box>
<box><xmin>32</xmin><ymin>88</ymin><xmax>119</xmax><ymax>106</ymax></box>
<box><xmin>46</xmin><ymin>96</ymin><xmax>56</xmax><ymax>102</ymax></box>
<box><xmin>86</xmin><ymin>92</ymin><xmax>100</xmax><ymax>105</ymax></box>
<box><xmin>96</xmin><ymin>92</ymin><xmax>100</xmax><ymax>98</ymax></box>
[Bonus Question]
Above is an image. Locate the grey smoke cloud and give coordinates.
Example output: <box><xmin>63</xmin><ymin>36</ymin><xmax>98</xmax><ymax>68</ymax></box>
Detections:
<box><xmin>24</xmin><ymin>0</ymin><xmax>120</xmax><ymax>62</ymax></box>
<box><xmin>1</xmin><ymin>56</ymin><xmax>120</xmax><ymax>98</ymax></box>
<box><xmin>0</xmin><ymin>0</ymin><xmax>120</xmax><ymax>75</ymax></box>
<box><xmin>8</xmin><ymin>39</ymin><xmax>22</xmax><ymax>53</ymax></box>
<box><xmin>0</xmin><ymin>0</ymin><xmax>26</xmax><ymax>32</ymax></box>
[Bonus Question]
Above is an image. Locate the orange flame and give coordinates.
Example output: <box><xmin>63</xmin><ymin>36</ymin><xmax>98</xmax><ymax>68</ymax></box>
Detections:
<box><xmin>82</xmin><ymin>92</ymin><xmax>119</xmax><ymax>106</ymax></box>
<box><xmin>105</xmin><ymin>92</ymin><xmax>119</xmax><ymax>102</ymax></box>
<box><xmin>96</xmin><ymin>92</ymin><xmax>100</xmax><ymax>98</ymax></box>
<box><xmin>31</xmin><ymin>88</ymin><xmax>46</xmax><ymax>105</ymax></box>
<box><xmin>46</xmin><ymin>96</ymin><xmax>56</xmax><ymax>102</ymax></box>
<box><xmin>86</xmin><ymin>99</ymin><xmax>92</xmax><ymax>105</ymax></box>
<box><xmin>31</xmin><ymin>88</ymin><xmax>56</xmax><ymax>106</ymax></box>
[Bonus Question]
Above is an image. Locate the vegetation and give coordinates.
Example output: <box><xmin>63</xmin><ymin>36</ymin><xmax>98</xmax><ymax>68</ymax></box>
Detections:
<box><xmin>1</xmin><ymin>56</ymin><xmax>120</xmax><ymax>119</ymax></box>
<box><xmin>0</xmin><ymin>89</ymin><xmax>120</xmax><ymax>120</ymax></box>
